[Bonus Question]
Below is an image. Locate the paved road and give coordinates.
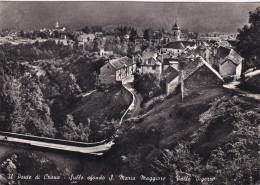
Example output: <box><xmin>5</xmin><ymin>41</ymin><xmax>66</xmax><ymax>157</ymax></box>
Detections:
<box><xmin>0</xmin><ymin>135</ymin><xmax>113</xmax><ymax>155</ymax></box>
<box><xmin>122</xmin><ymin>76</ymin><xmax>143</xmax><ymax>119</ymax></box>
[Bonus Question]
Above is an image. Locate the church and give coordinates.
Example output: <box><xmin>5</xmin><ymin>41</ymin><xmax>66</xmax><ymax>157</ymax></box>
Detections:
<box><xmin>160</xmin><ymin>22</ymin><xmax>196</xmax><ymax>55</ymax></box>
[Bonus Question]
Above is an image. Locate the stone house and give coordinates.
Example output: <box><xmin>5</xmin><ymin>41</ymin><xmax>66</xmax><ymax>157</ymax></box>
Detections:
<box><xmin>161</xmin><ymin>66</ymin><xmax>179</xmax><ymax>95</ymax></box>
<box><xmin>213</xmin><ymin>46</ymin><xmax>243</xmax><ymax>79</ymax></box>
<box><xmin>181</xmin><ymin>57</ymin><xmax>224</xmax><ymax>97</ymax></box>
<box><xmin>139</xmin><ymin>57</ymin><xmax>162</xmax><ymax>75</ymax></box>
<box><xmin>194</xmin><ymin>46</ymin><xmax>211</xmax><ymax>63</ymax></box>
<box><xmin>99</xmin><ymin>57</ymin><xmax>136</xmax><ymax>84</ymax></box>
<box><xmin>141</xmin><ymin>46</ymin><xmax>159</xmax><ymax>59</ymax></box>
<box><xmin>162</xmin><ymin>57</ymin><xmax>179</xmax><ymax>71</ymax></box>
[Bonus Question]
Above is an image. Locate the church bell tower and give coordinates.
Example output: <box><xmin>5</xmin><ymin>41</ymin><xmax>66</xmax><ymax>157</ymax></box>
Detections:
<box><xmin>171</xmin><ymin>22</ymin><xmax>181</xmax><ymax>41</ymax></box>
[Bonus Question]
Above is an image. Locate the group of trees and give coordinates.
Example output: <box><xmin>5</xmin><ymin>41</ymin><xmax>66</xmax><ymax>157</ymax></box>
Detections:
<box><xmin>82</xmin><ymin>25</ymin><xmax>103</xmax><ymax>34</ymax></box>
<box><xmin>0</xmin><ymin>40</ymin><xmax>73</xmax><ymax>62</ymax></box>
<box><xmin>133</xmin><ymin>73</ymin><xmax>162</xmax><ymax>100</ymax></box>
<box><xmin>61</xmin><ymin>114</ymin><xmax>90</xmax><ymax>141</ymax></box>
<box><xmin>237</xmin><ymin>7</ymin><xmax>260</xmax><ymax>68</ymax></box>
<box><xmin>0</xmin><ymin>61</ymin><xmax>57</xmax><ymax>137</ymax></box>
<box><xmin>0</xmin><ymin>42</ymin><xmax>108</xmax><ymax>141</ymax></box>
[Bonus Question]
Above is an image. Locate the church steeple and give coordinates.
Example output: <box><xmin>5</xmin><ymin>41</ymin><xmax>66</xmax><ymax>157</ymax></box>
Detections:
<box><xmin>171</xmin><ymin>21</ymin><xmax>181</xmax><ymax>41</ymax></box>
<box><xmin>172</xmin><ymin>21</ymin><xmax>180</xmax><ymax>30</ymax></box>
<box><xmin>55</xmin><ymin>21</ymin><xmax>59</xmax><ymax>29</ymax></box>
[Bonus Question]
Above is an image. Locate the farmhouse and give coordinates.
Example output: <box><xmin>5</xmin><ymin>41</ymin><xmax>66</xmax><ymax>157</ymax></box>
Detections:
<box><xmin>182</xmin><ymin>57</ymin><xmax>224</xmax><ymax>97</ymax></box>
<box><xmin>99</xmin><ymin>57</ymin><xmax>136</xmax><ymax>85</ymax></box>
<box><xmin>213</xmin><ymin>46</ymin><xmax>243</xmax><ymax>79</ymax></box>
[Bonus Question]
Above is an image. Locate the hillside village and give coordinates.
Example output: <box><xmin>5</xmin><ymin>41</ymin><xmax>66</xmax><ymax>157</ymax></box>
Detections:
<box><xmin>98</xmin><ymin>22</ymin><xmax>245</xmax><ymax>99</ymax></box>
<box><xmin>0</xmin><ymin>3</ymin><xmax>260</xmax><ymax>185</ymax></box>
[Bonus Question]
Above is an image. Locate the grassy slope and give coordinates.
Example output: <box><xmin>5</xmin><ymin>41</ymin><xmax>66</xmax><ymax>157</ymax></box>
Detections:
<box><xmin>71</xmin><ymin>85</ymin><xmax>132</xmax><ymax>124</ymax></box>
<box><xmin>106</xmin><ymin>86</ymin><xmax>260</xmax><ymax>180</ymax></box>
<box><xmin>113</xmin><ymin>87</ymin><xmax>228</xmax><ymax>155</ymax></box>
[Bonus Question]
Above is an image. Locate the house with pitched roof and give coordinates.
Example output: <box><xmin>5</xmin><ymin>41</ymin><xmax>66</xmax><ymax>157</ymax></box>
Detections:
<box><xmin>162</xmin><ymin>57</ymin><xmax>179</xmax><ymax>71</ymax></box>
<box><xmin>77</xmin><ymin>34</ymin><xmax>95</xmax><ymax>44</ymax></box>
<box><xmin>141</xmin><ymin>45</ymin><xmax>159</xmax><ymax>59</ymax></box>
<box><xmin>139</xmin><ymin>57</ymin><xmax>162</xmax><ymax>75</ymax></box>
<box><xmin>213</xmin><ymin>46</ymin><xmax>243</xmax><ymax>79</ymax></box>
<box><xmin>161</xmin><ymin>66</ymin><xmax>179</xmax><ymax>95</ymax></box>
<box><xmin>181</xmin><ymin>57</ymin><xmax>224</xmax><ymax>97</ymax></box>
<box><xmin>99</xmin><ymin>56</ymin><xmax>136</xmax><ymax>84</ymax></box>
<box><xmin>160</xmin><ymin>41</ymin><xmax>197</xmax><ymax>55</ymax></box>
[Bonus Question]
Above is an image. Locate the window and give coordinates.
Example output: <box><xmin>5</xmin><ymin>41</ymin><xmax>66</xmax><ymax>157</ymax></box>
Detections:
<box><xmin>152</xmin><ymin>66</ymin><xmax>156</xmax><ymax>70</ymax></box>
<box><xmin>107</xmin><ymin>66</ymin><xmax>109</xmax><ymax>69</ymax></box>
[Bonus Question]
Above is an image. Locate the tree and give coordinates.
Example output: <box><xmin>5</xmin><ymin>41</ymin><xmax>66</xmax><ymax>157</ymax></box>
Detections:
<box><xmin>237</xmin><ymin>7</ymin><xmax>260</xmax><ymax>68</ymax></box>
<box><xmin>129</xmin><ymin>28</ymin><xmax>137</xmax><ymax>42</ymax></box>
<box><xmin>82</xmin><ymin>26</ymin><xmax>91</xmax><ymax>34</ymax></box>
<box><xmin>133</xmin><ymin>73</ymin><xmax>161</xmax><ymax>99</ymax></box>
<box><xmin>127</xmin><ymin>42</ymin><xmax>135</xmax><ymax>57</ymax></box>
<box><xmin>61</xmin><ymin>114</ymin><xmax>90</xmax><ymax>142</ymax></box>
<box><xmin>19</xmin><ymin>30</ymin><xmax>25</xmax><ymax>38</ymax></box>
<box><xmin>143</xmin><ymin>29</ymin><xmax>151</xmax><ymax>41</ymax></box>
<box><xmin>93</xmin><ymin>38</ymin><xmax>100</xmax><ymax>52</ymax></box>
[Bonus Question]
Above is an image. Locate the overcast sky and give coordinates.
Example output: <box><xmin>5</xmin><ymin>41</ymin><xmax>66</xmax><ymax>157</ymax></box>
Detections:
<box><xmin>0</xmin><ymin>2</ymin><xmax>259</xmax><ymax>33</ymax></box>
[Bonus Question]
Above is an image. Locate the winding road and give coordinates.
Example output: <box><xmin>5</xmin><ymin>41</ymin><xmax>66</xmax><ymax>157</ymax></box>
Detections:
<box><xmin>122</xmin><ymin>75</ymin><xmax>143</xmax><ymax>119</ymax></box>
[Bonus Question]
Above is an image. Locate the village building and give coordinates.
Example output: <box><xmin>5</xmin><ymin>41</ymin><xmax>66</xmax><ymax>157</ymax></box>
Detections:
<box><xmin>77</xmin><ymin>34</ymin><xmax>95</xmax><ymax>44</ymax></box>
<box><xmin>160</xmin><ymin>41</ymin><xmax>196</xmax><ymax>55</ymax></box>
<box><xmin>181</xmin><ymin>57</ymin><xmax>224</xmax><ymax>97</ymax></box>
<box><xmin>134</xmin><ymin>43</ymin><xmax>142</xmax><ymax>54</ymax></box>
<box><xmin>160</xmin><ymin>41</ymin><xmax>185</xmax><ymax>55</ymax></box>
<box><xmin>99</xmin><ymin>48</ymin><xmax>114</xmax><ymax>56</ymax></box>
<box><xmin>53</xmin><ymin>21</ymin><xmax>67</xmax><ymax>39</ymax></box>
<box><xmin>214</xmin><ymin>40</ymin><xmax>232</xmax><ymax>49</ymax></box>
<box><xmin>138</xmin><ymin>57</ymin><xmax>162</xmax><ymax>75</ymax></box>
<box><xmin>162</xmin><ymin>57</ymin><xmax>179</xmax><ymax>71</ymax></box>
<box><xmin>161</xmin><ymin>66</ymin><xmax>179</xmax><ymax>95</ymax></box>
<box><xmin>94</xmin><ymin>32</ymin><xmax>103</xmax><ymax>38</ymax></box>
<box><xmin>141</xmin><ymin>45</ymin><xmax>159</xmax><ymax>59</ymax></box>
<box><xmin>213</xmin><ymin>46</ymin><xmax>243</xmax><ymax>79</ymax></box>
<box><xmin>99</xmin><ymin>56</ymin><xmax>136</xmax><ymax>85</ymax></box>
<box><xmin>151</xmin><ymin>35</ymin><xmax>161</xmax><ymax>46</ymax></box>
<box><xmin>189</xmin><ymin>46</ymin><xmax>212</xmax><ymax>63</ymax></box>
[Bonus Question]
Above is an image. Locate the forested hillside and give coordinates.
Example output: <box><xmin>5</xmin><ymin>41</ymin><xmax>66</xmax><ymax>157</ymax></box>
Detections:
<box><xmin>0</xmin><ymin>41</ymin><xmax>130</xmax><ymax>142</ymax></box>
